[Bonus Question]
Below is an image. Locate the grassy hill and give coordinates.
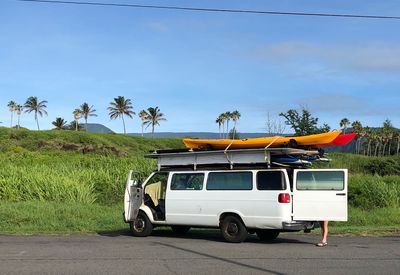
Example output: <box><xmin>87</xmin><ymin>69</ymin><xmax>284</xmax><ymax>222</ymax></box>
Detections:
<box><xmin>0</xmin><ymin>127</ymin><xmax>398</xmax><ymax>235</ymax></box>
<box><xmin>0</xmin><ymin>127</ymin><xmax>183</xmax><ymax>204</ymax></box>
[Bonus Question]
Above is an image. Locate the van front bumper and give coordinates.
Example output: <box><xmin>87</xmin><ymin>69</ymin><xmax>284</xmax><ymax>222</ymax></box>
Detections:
<box><xmin>282</xmin><ymin>221</ymin><xmax>317</xmax><ymax>231</ymax></box>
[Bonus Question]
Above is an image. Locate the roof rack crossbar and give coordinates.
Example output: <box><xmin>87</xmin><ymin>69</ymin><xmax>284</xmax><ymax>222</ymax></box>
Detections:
<box><xmin>147</xmin><ymin>147</ymin><xmax>319</xmax><ymax>171</ymax></box>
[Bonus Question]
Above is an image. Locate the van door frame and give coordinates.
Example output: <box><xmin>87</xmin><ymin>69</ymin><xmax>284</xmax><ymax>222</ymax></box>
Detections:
<box><xmin>292</xmin><ymin>169</ymin><xmax>348</xmax><ymax>221</ymax></box>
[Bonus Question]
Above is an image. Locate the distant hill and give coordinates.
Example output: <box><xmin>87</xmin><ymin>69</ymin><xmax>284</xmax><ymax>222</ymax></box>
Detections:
<box><xmin>128</xmin><ymin>132</ymin><xmax>269</xmax><ymax>139</ymax></box>
<box><xmin>86</xmin><ymin>123</ymin><xmax>114</xmax><ymax>134</ymax></box>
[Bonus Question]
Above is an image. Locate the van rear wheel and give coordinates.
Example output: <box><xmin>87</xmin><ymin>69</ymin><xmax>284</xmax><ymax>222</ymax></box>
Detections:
<box><xmin>171</xmin><ymin>225</ymin><xmax>191</xmax><ymax>235</ymax></box>
<box><xmin>256</xmin><ymin>229</ymin><xmax>280</xmax><ymax>241</ymax></box>
<box><xmin>220</xmin><ymin>215</ymin><xmax>248</xmax><ymax>243</ymax></box>
<box><xmin>130</xmin><ymin>211</ymin><xmax>153</xmax><ymax>237</ymax></box>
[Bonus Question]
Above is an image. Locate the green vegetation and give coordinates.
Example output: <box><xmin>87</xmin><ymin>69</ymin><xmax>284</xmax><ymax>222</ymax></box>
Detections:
<box><xmin>0</xmin><ymin>128</ymin><xmax>399</xmax><ymax>235</ymax></box>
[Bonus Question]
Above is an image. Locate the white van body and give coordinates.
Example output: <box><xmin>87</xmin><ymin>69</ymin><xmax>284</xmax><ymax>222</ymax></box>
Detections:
<box><xmin>124</xmin><ymin>168</ymin><xmax>347</xmax><ymax>241</ymax></box>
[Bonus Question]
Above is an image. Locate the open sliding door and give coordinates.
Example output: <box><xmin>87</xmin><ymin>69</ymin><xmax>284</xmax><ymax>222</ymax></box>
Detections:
<box><xmin>293</xmin><ymin>169</ymin><xmax>348</xmax><ymax>221</ymax></box>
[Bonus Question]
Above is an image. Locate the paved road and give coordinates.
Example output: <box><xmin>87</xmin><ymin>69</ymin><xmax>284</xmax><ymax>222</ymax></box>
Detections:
<box><xmin>0</xmin><ymin>229</ymin><xmax>399</xmax><ymax>274</ymax></box>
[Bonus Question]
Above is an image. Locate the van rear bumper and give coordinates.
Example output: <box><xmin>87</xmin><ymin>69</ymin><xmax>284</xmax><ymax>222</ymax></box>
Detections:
<box><xmin>282</xmin><ymin>221</ymin><xmax>317</xmax><ymax>231</ymax></box>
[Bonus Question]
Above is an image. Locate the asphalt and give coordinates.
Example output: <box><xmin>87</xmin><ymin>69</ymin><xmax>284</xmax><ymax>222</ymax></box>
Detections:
<box><xmin>0</xmin><ymin>229</ymin><xmax>399</xmax><ymax>275</ymax></box>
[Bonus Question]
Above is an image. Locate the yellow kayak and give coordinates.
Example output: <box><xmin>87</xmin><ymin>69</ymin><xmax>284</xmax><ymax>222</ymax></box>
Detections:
<box><xmin>183</xmin><ymin>131</ymin><xmax>342</xmax><ymax>150</ymax></box>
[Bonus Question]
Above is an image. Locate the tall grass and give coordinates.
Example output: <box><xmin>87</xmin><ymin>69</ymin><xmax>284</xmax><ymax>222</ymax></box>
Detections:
<box><xmin>0</xmin><ymin>152</ymin><xmax>156</xmax><ymax>204</ymax></box>
<box><xmin>349</xmin><ymin>175</ymin><xmax>400</xmax><ymax>209</ymax></box>
<box><xmin>319</xmin><ymin>153</ymin><xmax>400</xmax><ymax>175</ymax></box>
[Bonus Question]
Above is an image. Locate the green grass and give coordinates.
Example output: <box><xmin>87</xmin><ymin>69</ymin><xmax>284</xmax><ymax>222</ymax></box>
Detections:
<box><xmin>0</xmin><ymin>128</ymin><xmax>399</xmax><ymax>235</ymax></box>
<box><xmin>0</xmin><ymin>202</ymin><xmax>398</xmax><ymax>235</ymax></box>
<box><xmin>0</xmin><ymin>201</ymin><xmax>126</xmax><ymax>234</ymax></box>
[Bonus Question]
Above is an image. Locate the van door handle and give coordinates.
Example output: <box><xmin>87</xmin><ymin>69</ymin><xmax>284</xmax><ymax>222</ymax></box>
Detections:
<box><xmin>336</xmin><ymin>193</ymin><xmax>346</xmax><ymax>196</ymax></box>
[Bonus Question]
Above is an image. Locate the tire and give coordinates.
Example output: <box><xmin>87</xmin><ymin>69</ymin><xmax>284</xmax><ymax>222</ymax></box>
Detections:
<box><xmin>220</xmin><ymin>215</ymin><xmax>248</xmax><ymax>243</ymax></box>
<box><xmin>171</xmin><ymin>225</ymin><xmax>191</xmax><ymax>235</ymax></box>
<box><xmin>129</xmin><ymin>211</ymin><xmax>153</xmax><ymax>237</ymax></box>
<box><xmin>256</xmin><ymin>229</ymin><xmax>280</xmax><ymax>241</ymax></box>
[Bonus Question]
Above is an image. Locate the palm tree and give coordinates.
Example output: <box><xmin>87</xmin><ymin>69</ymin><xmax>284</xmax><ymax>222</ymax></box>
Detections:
<box><xmin>218</xmin><ymin>113</ymin><xmax>226</xmax><ymax>139</ymax></box>
<box><xmin>351</xmin><ymin>120</ymin><xmax>362</xmax><ymax>154</ymax></box>
<box><xmin>139</xmin><ymin>110</ymin><xmax>148</xmax><ymax>137</ymax></box>
<box><xmin>24</xmin><ymin>96</ymin><xmax>48</xmax><ymax>130</ymax></box>
<box><xmin>224</xmin><ymin>112</ymin><xmax>232</xmax><ymax>139</ymax></box>
<box><xmin>108</xmin><ymin>96</ymin><xmax>135</xmax><ymax>134</ymax></box>
<box><xmin>340</xmin><ymin>118</ymin><xmax>350</xmax><ymax>134</ymax></box>
<box><xmin>15</xmin><ymin>104</ymin><xmax>23</xmax><ymax>129</ymax></box>
<box><xmin>72</xmin><ymin>108</ymin><xmax>82</xmax><ymax>131</ymax></box>
<box><xmin>142</xmin><ymin>107</ymin><xmax>166</xmax><ymax>137</ymax></box>
<box><xmin>7</xmin><ymin>101</ymin><xmax>16</xmax><ymax>128</ymax></box>
<box><xmin>79</xmin><ymin>102</ymin><xmax>97</xmax><ymax>132</ymax></box>
<box><xmin>216</xmin><ymin>116</ymin><xmax>223</xmax><ymax>138</ymax></box>
<box><xmin>230</xmin><ymin>110</ymin><xmax>241</xmax><ymax>139</ymax></box>
<box><xmin>382</xmin><ymin>119</ymin><xmax>394</xmax><ymax>156</ymax></box>
<box><xmin>52</xmin><ymin>117</ymin><xmax>67</xmax><ymax>130</ymax></box>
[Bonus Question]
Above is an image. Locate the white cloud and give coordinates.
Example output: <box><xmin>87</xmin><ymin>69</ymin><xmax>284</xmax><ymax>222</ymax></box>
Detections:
<box><xmin>251</xmin><ymin>42</ymin><xmax>400</xmax><ymax>72</ymax></box>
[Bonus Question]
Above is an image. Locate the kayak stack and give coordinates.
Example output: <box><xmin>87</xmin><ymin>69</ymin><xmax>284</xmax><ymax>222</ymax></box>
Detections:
<box><xmin>180</xmin><ymin>131</ymin><xmax>357</xmax><ymax>168</ymax></box>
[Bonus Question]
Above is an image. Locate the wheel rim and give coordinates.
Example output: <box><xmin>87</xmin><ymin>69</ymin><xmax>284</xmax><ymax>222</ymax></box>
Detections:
<box><xmin>134</xmin><ymin>217</ymin><xmax>145</xmax><ymax>232</ymax></box>
<box><xmin>226</xmin><ymin>222</ymin><xmax>239</xmax><ymax>236</ymax></box>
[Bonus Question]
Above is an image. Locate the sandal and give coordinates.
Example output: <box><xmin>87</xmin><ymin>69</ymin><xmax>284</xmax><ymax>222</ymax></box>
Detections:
<box><xmin>316</xmin><ymin>242</ymin><xmax>328</xmax><ymax>247</ymax></box>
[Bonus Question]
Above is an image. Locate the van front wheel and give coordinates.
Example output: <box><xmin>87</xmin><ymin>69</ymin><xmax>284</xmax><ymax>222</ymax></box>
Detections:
<box><xmin>130</xmin><ymin>211</ymin><xmax>153</xmax><ymax>237</ymax></box>
<box><xmin>220</xmin><ymin>215</ymin><xmax>248</xmax><ymax>243</ymax></box>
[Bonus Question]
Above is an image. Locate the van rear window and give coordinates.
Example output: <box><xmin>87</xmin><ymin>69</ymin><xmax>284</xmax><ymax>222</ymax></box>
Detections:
<box><xmin>296</xmin><ymin>171</ymin><xmax>345</xmax><ymax>190</ymax></box>
<box><xmin>257</xmin><ymin>171</ymin><xmax>286</xmax><ymax>190</ymax></box>
<box><xmin>206</xmin><ymin>172</ymin><xmax>252</xmax><ymax>190</ymax></box>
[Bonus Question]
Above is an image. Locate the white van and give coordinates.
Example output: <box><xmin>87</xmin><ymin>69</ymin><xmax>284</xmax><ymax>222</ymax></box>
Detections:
<box><xmin>124</xmin><ymin>167</ymin><xmax>347</xmax><ymax>243</ymax></box>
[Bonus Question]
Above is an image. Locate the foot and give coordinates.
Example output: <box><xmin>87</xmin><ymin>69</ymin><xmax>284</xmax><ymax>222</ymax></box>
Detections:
<box><xmin>316</xmin><ymin>242</ymin><xmax>328</xmax><ymax>247</ymax></box>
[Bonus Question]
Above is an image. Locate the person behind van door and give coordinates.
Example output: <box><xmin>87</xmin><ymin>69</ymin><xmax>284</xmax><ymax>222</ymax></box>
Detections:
<box><xmin>316</xmin><ymin>221</ymin><xmax>328</xmax><ymax>247</ymax></box>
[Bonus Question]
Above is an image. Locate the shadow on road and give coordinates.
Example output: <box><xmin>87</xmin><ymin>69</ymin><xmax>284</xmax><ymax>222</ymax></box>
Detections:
<box><xmin>97</xmin><ymin>227</ymin><xmax>313</xmax><ymax>245</ymax></box>
<box><xmin>154</xmin><ymin>241</ymin><xmax>286</xmax><ymax>275</ymax></box>
<box><xmin>97</xmin><ymin>229</ymin><xmax>132</xmax><ymax>237</ymax></box>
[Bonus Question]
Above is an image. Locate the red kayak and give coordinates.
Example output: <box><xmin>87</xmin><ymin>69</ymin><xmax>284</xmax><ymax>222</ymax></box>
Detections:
<box><xmin>313</xmin><ymin>133</ymin><xmax>357</xmax><ymax>148</ymax></box>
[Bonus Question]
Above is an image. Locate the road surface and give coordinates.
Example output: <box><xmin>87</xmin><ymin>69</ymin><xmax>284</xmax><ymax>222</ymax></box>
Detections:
<box><xmin>0</xmin><ymin>229</ymin><xmax>399</xmax><ymax>274</ymax></box>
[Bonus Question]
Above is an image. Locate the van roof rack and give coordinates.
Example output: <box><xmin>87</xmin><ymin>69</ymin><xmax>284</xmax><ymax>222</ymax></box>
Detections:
<box><xmin>145</xmin><ymin>148</ymin><xmax>321</xmax><ymax>171</ymax></box>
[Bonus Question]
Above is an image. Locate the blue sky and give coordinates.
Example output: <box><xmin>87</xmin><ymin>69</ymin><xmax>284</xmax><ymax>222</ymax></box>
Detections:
<box><xmin>1</xmin><ymin>0</ymin><xmax>400</xmax><ymax>133</ymax></box>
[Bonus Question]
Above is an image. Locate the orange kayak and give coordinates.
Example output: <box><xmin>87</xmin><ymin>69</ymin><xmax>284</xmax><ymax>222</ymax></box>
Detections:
<box><xmin>183</xmin><ymin>131</ymin><xmax>342</xmax><ymax>150</ymax></box>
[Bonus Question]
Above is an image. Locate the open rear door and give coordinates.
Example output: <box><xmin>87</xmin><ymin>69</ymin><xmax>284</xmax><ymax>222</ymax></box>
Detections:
<box><xmin>124</xmin><ymin>170</ymin><xmax>143</xmax><ymax>222</ymax></box>
<box><xmin>293</xmin><ymin>169</ymin><xmax>347</xmax><ymax>221</ymax></box>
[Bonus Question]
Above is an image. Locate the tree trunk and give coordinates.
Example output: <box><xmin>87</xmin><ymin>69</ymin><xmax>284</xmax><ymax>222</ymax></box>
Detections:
<box><xmin>354</xmin><ymin>138</ymin><xmax>358</xmax><ymax>154</ymax></box>
<box><xmin>85</xmin><ymin>118</ymin><xmax>88</xmax><ymax>132</ymax></box>
<box><xmin>17</xmin><ymin>114</ymin><xmax>20</xmax><ymax>129</ymax></box>
<box><xmin>226</xmin><ymin>121</ymin><xmax>229</xmax><ymax>139</ymax></box>
<box><xmin>152</xmin><ymin>124</ymin><xmax>154</xmax><ymax>138</ymax></box>
<box><xmin>122</xmin><ymin>115</ymin><xmax>126</xmax><ymax>134</ymax></box>
<box><xmin>397</xmin><ymin>137</ymin><xmax>400</xmax><ymax>155</ymax></box>
<box><xmin>141</xmin><ymin>124</ymin><xmax>144</xmax><ymax>137</ymax></box>
<box><xmin>35</xmin><ymin>112</ymin><xmax>40</xmax><ymax>130</ymax></box>
<box><xmin>388</xmin><ymin>142</ymin><xmax>392</xmax><ymax>156</ymax></box>
<box><xmin>75</xmin><ymin>119</ymin><xmax>78</xmax><ymax>131</ymax></box>
<box><xmin>10</xmin><ymin>112</ymin><xmax>13</xmax><ymax>128</ymax></box>
<box><xmin>374</xmin><ymin>142</ymin><xmax>379</xmax><ymax>156</ymax></box>
<box><xmin>382</xmin><ymin>142</ymin><xmax>387</xmax><ymax>156</ymax></box>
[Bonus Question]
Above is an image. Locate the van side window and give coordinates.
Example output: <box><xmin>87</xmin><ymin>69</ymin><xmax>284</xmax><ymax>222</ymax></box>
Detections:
<box><xmin>206</xmin><ymin>172</ymin><xmax>252</xmax><ymax>190</ymax></box>
<box><xmin>171</xmin><ymin>173</ymin><xmax>204</xmax><ymax>190</ymax></box>
<box><xmin>257</xmin><ymin>171</ymin><xmax>286</xmax><ymax>190</ymax></box>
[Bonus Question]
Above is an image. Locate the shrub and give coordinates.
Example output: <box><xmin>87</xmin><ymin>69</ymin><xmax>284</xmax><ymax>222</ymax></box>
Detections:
<box><xmin>362</xmin><ymin>158</ymin><xmax>400</xmax><ymax>176</ymax></box>
<box><xmin>349</xmin><ymin>175</ymin><xmax>400</xmax><ymax>209</ymax></box>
